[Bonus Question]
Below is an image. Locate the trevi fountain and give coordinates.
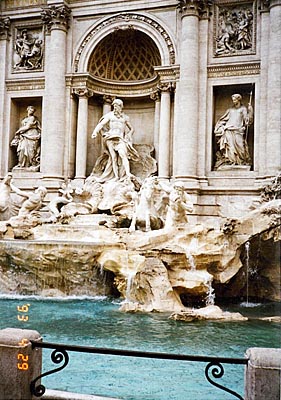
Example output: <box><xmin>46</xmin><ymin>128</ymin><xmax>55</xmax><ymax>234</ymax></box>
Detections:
<box><xmin>0</xmin><ymin>97</ymin><xmax>280</xmax><ymax>322</ymax></box>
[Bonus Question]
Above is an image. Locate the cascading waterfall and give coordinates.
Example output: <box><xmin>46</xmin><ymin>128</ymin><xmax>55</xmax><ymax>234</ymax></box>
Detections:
<box><xmin>187</xmin><ymin>253</ymin><xmax>196</xmax><ymax>271</ymax></box>
<box><xmin>125</xmin><ymin>271</ymin><xmax>136</xmax><ymax>302</ymax></box>
<box><xmin>206</xmin><ymin>278</ymin><xmax>215</xmax><ymax>306</ymax></box>
<box><xmin>245</xmin><ymin>241</ymin><xmax>250</xmax><ymax>306</ymax></box>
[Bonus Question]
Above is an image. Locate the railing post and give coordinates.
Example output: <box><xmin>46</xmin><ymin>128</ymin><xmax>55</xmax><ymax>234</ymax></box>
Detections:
<box><xmin>245</xmin><ymin>347</ymin><xmax>281</xmax><ymax>400</ymax></box>
<box><xmin>0</xmin><ymin>328</ymin><xmax>42</xmax><ymax>400</ymax></box>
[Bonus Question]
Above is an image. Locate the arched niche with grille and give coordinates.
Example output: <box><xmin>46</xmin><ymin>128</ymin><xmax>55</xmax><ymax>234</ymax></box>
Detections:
<box><xmin>88</xmin><ymin>29</ymin><xmax>161</xmax><ymax>82</ymax></box>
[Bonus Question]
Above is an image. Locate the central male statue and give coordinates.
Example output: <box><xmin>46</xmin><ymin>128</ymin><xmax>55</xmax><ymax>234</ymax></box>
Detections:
<box><xmin>91</xmin><ymin>98</ymin><xmax>139</xmax><ymax>182</ymax></box>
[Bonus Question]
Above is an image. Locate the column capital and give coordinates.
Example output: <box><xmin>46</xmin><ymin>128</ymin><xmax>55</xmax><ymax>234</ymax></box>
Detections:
<box><xmin>41</xmin><ymin>4</ymin><xmax>71</xmax><ymax>33</ymax></box>
<box><xmin>0</xmin><ymin>17</ymin><xmax>11</xmax><ymax>40</ymax></box>
<box><xmin>72</xmin><ymin>88</ymin><xmax>94</xmax><ymax>98</ymax></box>
<box><xmin>150</xmin><ymin>90</ymin><xmax>161</xmax><ymax>102</ymax></box>
<box><xmin>177</xmin><ymin>0</ymin><xmax>211</xmax><ymax>18</ymax></box>
<box><xmin>157</xmin><ymin>82</ymin><xmax>175</xmax><ymax>93</ymax></box>
<box><xmin>102</xmin><ymin>95</ymin><xmax>115</xmax><ymax>105</ymax></box>
<box><xmin>260</xmin><ymin>0</ymin><xmax>281</xmax><ymax>12</ymax></box>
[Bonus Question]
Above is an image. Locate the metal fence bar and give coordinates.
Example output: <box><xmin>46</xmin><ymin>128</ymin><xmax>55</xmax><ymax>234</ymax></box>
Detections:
<box><xmin>30</xmin><ymin>340</ymin><xmax>248</xmax><ymax>399</ymax></box>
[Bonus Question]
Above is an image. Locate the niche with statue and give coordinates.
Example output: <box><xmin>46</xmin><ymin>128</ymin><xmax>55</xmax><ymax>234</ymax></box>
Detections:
<box><xmin>212</xmin><ymin>84</ymin><xmax>255</xmax><ymax>171</ymax></box>
<box><xmin>9</xmin><ymin>98</ymin><xmax>42</xmax><ymax>172</ymax></box>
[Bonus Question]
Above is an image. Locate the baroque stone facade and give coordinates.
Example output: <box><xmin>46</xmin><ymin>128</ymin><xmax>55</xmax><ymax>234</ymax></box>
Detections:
<box><xmin>0</xmin><ymin>0</ymin><xmax>280</xmax><ymax>222</ymax></box>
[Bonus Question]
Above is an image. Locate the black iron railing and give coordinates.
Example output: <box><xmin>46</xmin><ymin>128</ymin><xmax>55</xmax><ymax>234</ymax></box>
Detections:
<box><xmin>30</xmin><ymin>340</ymin><xmax>248</xmax><ymax>399</ymax></box>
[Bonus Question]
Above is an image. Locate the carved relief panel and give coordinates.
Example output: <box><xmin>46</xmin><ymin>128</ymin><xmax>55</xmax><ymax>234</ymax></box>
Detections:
<box><xmin>13</xmin><ymin>25</ymin><xmax>44</xmax><ymax>72</ymax></box>
<box><xmin>214</xmin><ymin>1</ymin><xmax>256</xmax><ymax>57</ymax></box>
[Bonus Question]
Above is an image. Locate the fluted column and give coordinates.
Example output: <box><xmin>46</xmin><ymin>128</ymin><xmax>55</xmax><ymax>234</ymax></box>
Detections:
<box><xmin>0</xmin><ymin>18</ymin><xmax>10</xmax><ymax>176</ymax></box>
<box><xmin>150</xmin><ymin>90</ymin><xmax>161</xmax><ymax>165</ymax></box>
<box><xmin>174</xmin><ymin>0</ymin><xmax>205</xmax><ymax>184</ymax></box>
<box><xmin>40</xmin><ymin>5</ymin><xmax>71</xmax><ymax>179</ymax></box>
<box><xmin>266</xmin><ymin>0</ymin><xmax>281</xmax><ymax>175</ymax></box>
<box><xmin>158</xmin><ymin>83</ymin><xmax>173</xmax><ymax>179</ymax></box>
<box><xmin>74</xmin><ymin>88</ymin><xmax>93</xmax><ymax>180</ymax></box>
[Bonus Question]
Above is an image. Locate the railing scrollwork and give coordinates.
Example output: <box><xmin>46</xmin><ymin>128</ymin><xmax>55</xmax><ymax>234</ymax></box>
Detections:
<box><xmin>30</xmin><ymin>346</ymin><xmax>69</xmax><ymax>397</ymax></box>
<box><xmin>205</xmin><ymin>361</ymin><xmax>244</xmax><ymax>400</ymax></box>
<box><xmin>30</xmin><ymin>341</ymin><xmax>248</xmax><ymax>399</ymax></box>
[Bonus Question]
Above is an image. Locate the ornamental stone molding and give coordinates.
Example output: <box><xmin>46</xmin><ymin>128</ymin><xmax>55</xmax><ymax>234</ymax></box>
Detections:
<box><xmin>0</xmin><ymin>17</ymin><xmax>11</xmax><ymax>40</ymax></box>
<box><xmin>150</xmin><ymin>90</ymin><xmax>161</xmax><ymax>102</ymax></box>
<box><xmin>6</xmin><ymin>77</ymin><xmax>45</xmax><ymax>91</ymax></box>
<box><xmin>177</xmin><ymin>0</ymin><xmax>212</xmax><ymax>18</ymax></box>
<box><xmin>207</xmin><ymin>62</ymin><xmax>260</xmax><ymax>77</ymax></box>
<box><xmin>74</xmin><ymin>12</ymin><xmax>176</xmax><ymax>73</ymax></box>
<box><xmin>154</xmin><ymin>65</ymin><xmax>180</xmax><ymax>83</ymax></box>
<box><xmin>66</xmin><ymin>73</ymin><xmax>159</xmax><ymax>98</ymax></box>
<box><xmin>41</xmin><ymin>4</ymin><xmax>71</xmax><ymax>33</ymax></box>
<box><xmin>157</xmin><ymin>82</ymin><xmax>175</xmax><ymax>93</ymax></box>
<box><xmin>72</xmin><ymin>88</ymin><xmax>94</xmax><ymax>98</ymax></box>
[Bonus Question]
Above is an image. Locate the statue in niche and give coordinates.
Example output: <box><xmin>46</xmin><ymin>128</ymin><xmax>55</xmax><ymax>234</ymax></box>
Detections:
<box><xmin>215</xmin><ymin>6</ymin><xmax>253</xmax><ymax>56</ymax></box>
<box><xmin>214</xmin><ymin>94</ymin><xmax>253</xmax><ymax>170</ymax></box>
<box><xmin>11</xmin><ymin>105</ymin><xmax>41</xmax><ymax>171</ymax></box>
<box><xmin>14</xmin><ymin>29</ymin><xmax>43</xmax><ymax>70</ymax></box>
<box><xmin>91</xmin><ymin>98</ymin><xmax>139</xmax><ymax>182</ymax></box>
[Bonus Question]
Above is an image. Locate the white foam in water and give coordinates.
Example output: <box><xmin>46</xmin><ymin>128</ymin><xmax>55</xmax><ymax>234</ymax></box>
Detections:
<box><xmin>240</xmin><ymin>301</ymin><xmax>262</xmax><ymax>308</ymax></box>
<box><xmin>0</xmin><ymin>293</ymin><xmax>108</xmax><ymax>301</ymax></box>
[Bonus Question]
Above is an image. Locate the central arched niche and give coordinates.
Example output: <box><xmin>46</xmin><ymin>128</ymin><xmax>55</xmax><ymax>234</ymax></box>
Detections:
<box><xmin>86</xmin><ymin>29</ymin><xmax>162</xmax><ymax>177</ymax></box>
<box><xmin>88</xmin><ymin>29</ymin><xmax>161</xmax><ymax>82</ymax></box>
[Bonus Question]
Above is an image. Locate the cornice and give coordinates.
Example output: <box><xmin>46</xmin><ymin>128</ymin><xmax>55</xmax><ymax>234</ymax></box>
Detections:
<box><xmin>66</xmin><ymin>73</ymin><xmax>160</xmax><ymax>98</ymax></box>
<box><xmin>207</xmin><ymin>62</ymin><xmax>260</xmax><ymax>78</ymax></box>
<box><xmin>6</xmin><ymin>77</ymin><xmax>45</xmax><ymax>91</ymax></box>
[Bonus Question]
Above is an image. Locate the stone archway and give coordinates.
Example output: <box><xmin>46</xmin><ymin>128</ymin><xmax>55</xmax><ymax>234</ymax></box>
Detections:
<box><xmin>73</xmin><ymin>12</ymin><xmax>177</xmax><ymax>74</ymax></box>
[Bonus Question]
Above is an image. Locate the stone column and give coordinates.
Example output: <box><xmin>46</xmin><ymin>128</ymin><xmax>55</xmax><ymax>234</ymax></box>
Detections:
<box><xmin>266</xmin><ymin>0</ymin><xmax>281</xmax><ymax>176</ymax></box>
<box><xmin>158</xmin><ymin>83</ymin><xmax>173</xmax><ymax>179</ymax></box>
<box><xmin>150</xmin><ymin>90</ymin><xmax>161</xmax><ymax>165</ymax></box>
<box><xmin>0</xmin><ymin>328</ymin><xmax>42</xmax><ymax>400</ymax></box>
<box><xmin>73</xmin><ymin>88</ymin><xmax>93</xmax><ymax>180</ymax></box>
<box><xmin>245</xmin><ymin>348</ymin><xmax>281</xmax><ymax>400</ymax></box>
<box><xmin>174</xmin><ymin>0</ymin><xmax>204</xmax><ymax>185</ymax></box>
<box><xmin>0</xmin><ymin>18</ymin><xmax>10</xmax><ymax>176</ymax></box>
<box><xmin>258</xmin><ymin>3</ymin><xmax>270</xmax><ymax>177</ymax></box>
<box><xmin>40</xmin><ymin>5</ymin><xmax>71</xmax><ymax>179</ymax></box>
<box><xmin>103</xmin><ymin>95</ymin><xmax>115</xmax><ymax>115</ymax></box>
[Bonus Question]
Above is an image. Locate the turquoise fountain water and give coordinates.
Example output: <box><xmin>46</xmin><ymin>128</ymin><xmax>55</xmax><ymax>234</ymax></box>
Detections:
<box><xmin>0</xmin><ymin>296</ymin><xmax>280</xmax><ymax>400</ymax></box>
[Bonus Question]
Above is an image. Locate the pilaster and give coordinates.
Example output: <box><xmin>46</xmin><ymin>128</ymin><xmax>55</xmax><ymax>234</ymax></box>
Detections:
<box><xmin>0</xmin><ymin>17</ymin><xmax>10</xmax><ymax>176</ymax></box>
<box><xmin>265</xmin><ymin>0</ymin><xmax>281</xmax><ymax>175</ymax></box>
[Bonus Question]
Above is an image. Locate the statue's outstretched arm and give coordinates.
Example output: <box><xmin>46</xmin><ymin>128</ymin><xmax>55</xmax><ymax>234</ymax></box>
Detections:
<box><xmin>10</xmin><ymin>182</ymin><xmax>29</xmax><ymax>198</ymax></box>
<box><xmin>92</xmin><ymin>115</ymin><xmax>110</xmax><ymax>138</ymax></box>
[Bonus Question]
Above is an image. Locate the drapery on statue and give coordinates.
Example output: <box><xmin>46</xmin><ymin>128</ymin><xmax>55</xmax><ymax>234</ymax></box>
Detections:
<box><xmin>91</xmin><ymin>98</ymin><xmax>139</xmax><ymax>182</ymax></box>
<box><xmin>11</xmin><ymin>105</ymin><xmax>41</xmax><ymax>171</ymax></box>
<box><xmin>214</xmin><ymin>93</ymin><xmax>253</xmax><ymax>170</ymax></box>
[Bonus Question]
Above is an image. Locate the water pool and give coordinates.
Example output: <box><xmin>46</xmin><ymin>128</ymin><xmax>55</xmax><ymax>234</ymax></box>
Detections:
<box><xmin>1</xmin><ymin>296</ymin><xmax>280</xmax><ymax>400</ymax></box>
